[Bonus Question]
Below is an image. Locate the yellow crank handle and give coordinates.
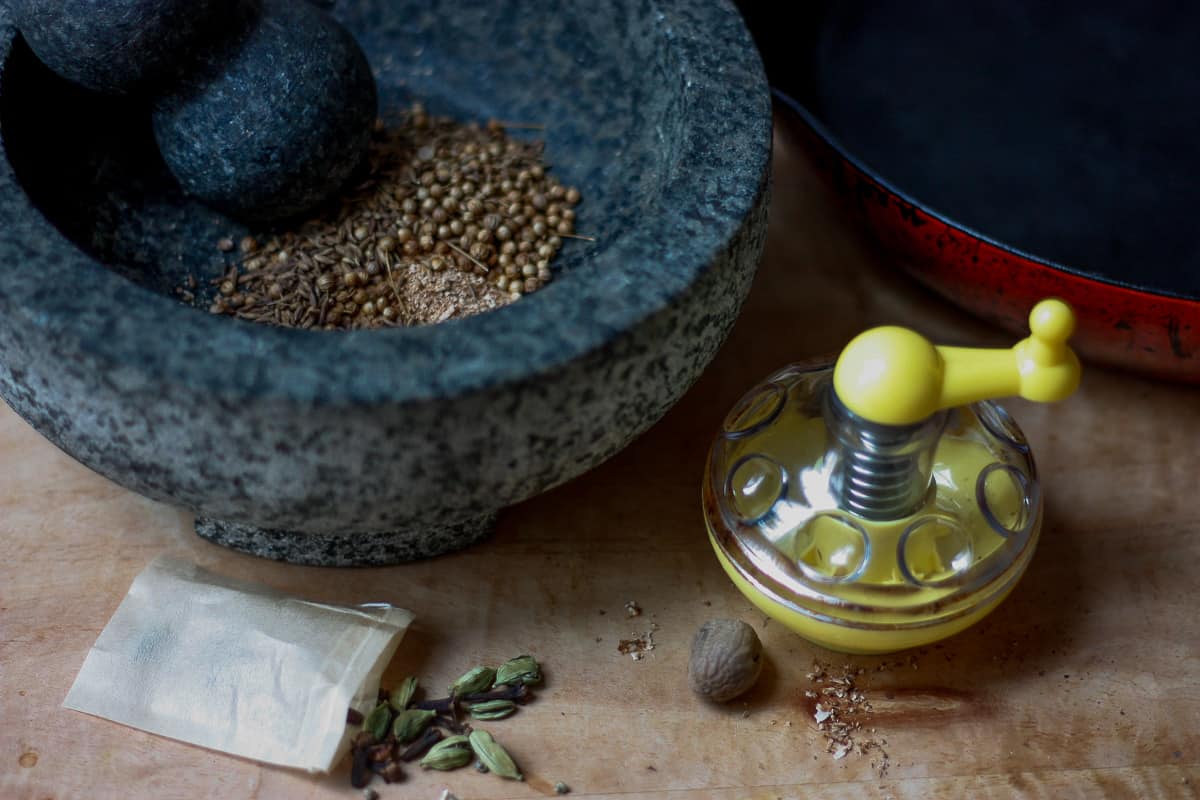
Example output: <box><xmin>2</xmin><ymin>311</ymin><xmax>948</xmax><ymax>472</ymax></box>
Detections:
<box><xmin>833</xmin><ymin>299</ymin><xmax>1082</xmax><ymax>426</ymax></box>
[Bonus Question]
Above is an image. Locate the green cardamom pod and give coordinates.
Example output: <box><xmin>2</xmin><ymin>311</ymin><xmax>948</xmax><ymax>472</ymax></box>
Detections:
<box><xmin>392</xmin><ymin>708</ymin><xmax>436</xmax><ymax>743</ymax></box>
<box><xmin>419</xmin><ymin>735</ymin><xmax>473</xmax><ymax>771</ymax></box>
<box><xmin>449</xmin><ymin>665</ymin><xmax>496</xmax><ymax>696</ymax></box>
<box><xmin>362</xmin><ymin>702</ymin><xmax>392</xmax><ymax>741</ymax></box>
<box><xmin>469</xmin><ymin>729</ymin><xmax>523</xmax><ymax>781</ymax></box>
<box><xmin>468</xmin><ymin>699</ymin><xmax>517</xmax><ymax>720</ymax></box>
<box><xmin>389</xmin><ymin>676</ymin><xmax>418</xmax><ymax>712</ymax></box>
<box><xmin>495</xmin><ymin>654</ymin><xmax>542</xmax><ymax>686</ymax></box>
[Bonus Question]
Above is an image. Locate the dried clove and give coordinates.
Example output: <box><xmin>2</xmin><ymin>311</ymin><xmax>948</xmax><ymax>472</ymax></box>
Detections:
<box><xmin>398</xmin><ymin>727</ymin><xmax>444</xmax><ymax>762</ymax></box>
<box><xmin>414</xmin><ymin>683</ymin><xmax>530</xmax><ymax>713</ymax></box>
<box><xmin>412</xmin><ymin>696</ymin><xmax>455</xmax><ymax>714</ymax></box>
<box><xmin>381</xmin><ymin>761</ymin><xmax>405</xmax><ymax>784</ymax></box>
<box><xmin>351</xmin><ymin>745</ymin><xmax>371</xmax><ymax>789</ymax></box>
<box><xmin>366</xmin><ymin>743</ymin><xmax>394</xmax><ymax>764</ymax></box>
<box><xmin>466</xmin><ymin>683</ymin><xmax>532</xmax><ymax>704</ymax></box>
<box><xmin>434</xmin><ymin>715</ymin><xmax>473</xmax><ymax>737</ymax></box>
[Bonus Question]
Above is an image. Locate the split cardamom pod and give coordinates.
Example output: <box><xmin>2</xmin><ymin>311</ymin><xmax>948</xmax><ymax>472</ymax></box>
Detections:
<box><xmin>469</xmin><ymin>729</ymin><xmax>523</xmax><ymax>781</ymax></box>
<box><xmin>495</xmin><ymin>655</ymin><xmax>542</xmax><ymax>686</ymax></box>
<box><xmin>363</xmin><ymin>702</ymin><xmax>392</xmax><ymax>741</ymax></box>
<box><xmin>389</xmin><ymin>676</ymin><xmax>418</xmax><ymax>712</ymax></box>
<box><xmin>467</xmin><ymin>699</ymin><xmax>516</xmax><ymax>720</ymax></box>
<box><xmin>392</xmin><ymin>708</ymin><xmax>436</xmax><ymax>743</ymax></box>
<box><xmin>419</xmin><ymin>735</ymin><xmax>473</xmax><ymax>771</ymax></box>
<box><xmin>449</xmin><ymin>666</ymin><xmax>496</xmax><ymax>696</ymax></box>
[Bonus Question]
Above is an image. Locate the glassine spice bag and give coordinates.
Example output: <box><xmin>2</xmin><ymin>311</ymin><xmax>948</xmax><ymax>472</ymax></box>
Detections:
<box><xmin>63</xmin><ymin>556</ymin><xmax>413</xmax><ymax>772</ymax></box>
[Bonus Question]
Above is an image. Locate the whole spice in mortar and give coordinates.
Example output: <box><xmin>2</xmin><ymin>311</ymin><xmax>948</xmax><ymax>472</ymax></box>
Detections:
<box><xmin>205</xmin><ymin>104</ymin><xmax>586</xmax><ymax>328</ymax></box>
<box><xmin>347</xmin><ymin>654</ymin><xmax>541</xmax><ymax>790</ymax></box>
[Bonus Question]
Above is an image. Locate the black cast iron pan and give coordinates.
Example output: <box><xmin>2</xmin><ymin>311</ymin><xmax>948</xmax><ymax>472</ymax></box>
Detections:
<box><xmin>739</xmin><ymin>0</ymin><xmax>1200</xmax><ymax>381</ymax></box>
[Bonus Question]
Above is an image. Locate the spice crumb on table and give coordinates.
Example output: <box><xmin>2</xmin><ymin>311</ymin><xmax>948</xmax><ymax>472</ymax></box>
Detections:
<box><xmin>805</xmin><ymin>660</ymin><xmax>891</xmax><ymax>779</ymax></box>
<box><xmin>618</xmin><ymin>623</ymin><xmax>658</xmax><ymax>660</ymax></box>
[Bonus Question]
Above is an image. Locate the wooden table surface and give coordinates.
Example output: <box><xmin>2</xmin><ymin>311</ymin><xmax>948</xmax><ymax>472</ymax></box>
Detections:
<box><xmin>2</xmin><ymin>118</ymin><xmax>1198</xmax><ymax>800</ymax></box>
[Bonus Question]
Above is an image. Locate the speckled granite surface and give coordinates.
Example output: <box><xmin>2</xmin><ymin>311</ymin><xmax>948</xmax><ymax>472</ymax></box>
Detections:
<box><xmin>0</xmin><ymin>0</ymin><xmax>771</xmax><ymax>564</ymax></box>
<box><xmin>9</xmin><ymin>0</ymin><xmax>232</xmax><ymax>94</ymax></box>
<box><xmin>153</xmin><ymin>0</ymin><xmax>377</xmax><ymax>222</ymax></box>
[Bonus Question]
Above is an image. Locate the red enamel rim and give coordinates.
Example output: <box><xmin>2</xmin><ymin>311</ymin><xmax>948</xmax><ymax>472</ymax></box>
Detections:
<box><xmin>777</xmin><ymin>92</ymin><xmax>1200</xmax><ymax>383</ymax></box>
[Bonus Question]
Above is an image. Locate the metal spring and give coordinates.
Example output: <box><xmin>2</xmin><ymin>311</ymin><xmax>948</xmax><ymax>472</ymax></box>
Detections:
<box><xmin>826</xmin><ymin>391</ymin><xmax>945</xmax><ymax>520</ymax></box>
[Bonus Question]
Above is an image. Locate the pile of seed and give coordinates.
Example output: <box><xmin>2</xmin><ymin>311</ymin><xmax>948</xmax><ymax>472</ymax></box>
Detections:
<box><xmin>205</xmin><ymin>104</ymin><xmax>584</xmax><ymax>329</ymax></box>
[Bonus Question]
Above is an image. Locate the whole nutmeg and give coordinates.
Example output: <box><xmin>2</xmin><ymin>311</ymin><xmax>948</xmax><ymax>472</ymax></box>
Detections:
<box><xmin>688</xmin><ymin>619</ymin><xmax>763</xmax><ymax>702</ymax></box>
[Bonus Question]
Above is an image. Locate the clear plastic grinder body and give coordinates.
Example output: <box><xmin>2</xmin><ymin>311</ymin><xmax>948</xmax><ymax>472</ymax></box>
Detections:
<box><xmin>704</xmin><ymin>300</ymin><xmax>1081</xmax><ymax>654</ymax></box>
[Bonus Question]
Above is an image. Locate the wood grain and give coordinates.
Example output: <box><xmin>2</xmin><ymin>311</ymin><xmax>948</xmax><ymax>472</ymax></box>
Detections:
<box><xmin>1</xmin><ymin>118</ymin><xmax>1197</xmax><ymax>800</ymax></box>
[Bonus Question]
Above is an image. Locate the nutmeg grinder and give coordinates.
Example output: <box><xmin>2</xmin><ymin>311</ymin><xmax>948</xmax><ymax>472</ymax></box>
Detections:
<box><xmin>704</xmin><ymin>299</ymin><xmax>1081</xmax><ymax>653</ymax></box>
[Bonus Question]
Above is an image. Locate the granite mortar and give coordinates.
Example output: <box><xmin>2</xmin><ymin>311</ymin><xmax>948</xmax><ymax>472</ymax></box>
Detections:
<box><xmin>0</xmin><ymin>0</ymin><xmax>772</xmax><ymax>565</ymax></box>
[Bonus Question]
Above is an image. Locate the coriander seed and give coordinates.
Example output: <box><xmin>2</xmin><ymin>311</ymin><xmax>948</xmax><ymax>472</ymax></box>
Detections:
<box><xmin>197</xmin><ymin>104</ymin><xmax>585</xmax><ymax>329</ymax></box>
